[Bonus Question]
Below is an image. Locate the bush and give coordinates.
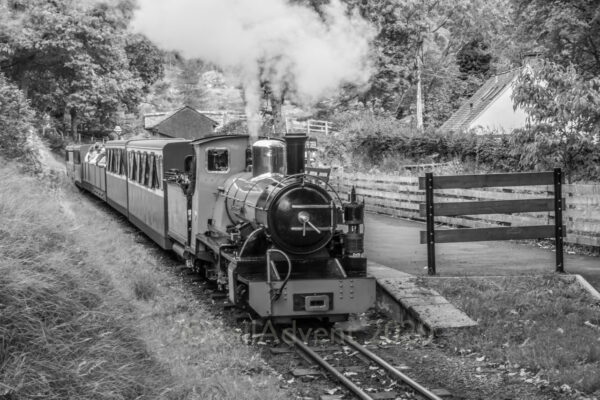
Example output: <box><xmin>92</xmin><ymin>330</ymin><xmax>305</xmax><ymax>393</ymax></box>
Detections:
<box><xmin>328</xmin><ymin>111</ymin><xmax>600</xmax><ymax>181</ymax></box>
<box><xmin>0</xmin><ymin>73</ymin><xmax>36</xmax><ymax>160</ymax></box>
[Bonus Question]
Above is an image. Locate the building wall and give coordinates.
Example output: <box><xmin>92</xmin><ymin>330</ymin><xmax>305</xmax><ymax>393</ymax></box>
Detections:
<box><xmin>468</xmin><ymin>82</ymin><xmax>528</xmax><ymax>134</ymax></box>
<box><xmin>155</xmin><ymin>108</ymin><xmax>215</xmax><ymax>140</ymax></box>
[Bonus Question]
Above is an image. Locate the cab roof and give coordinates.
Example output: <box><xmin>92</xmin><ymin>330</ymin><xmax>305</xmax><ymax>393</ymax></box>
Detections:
<box><xmin>190</xmin><ymin>134</ymin><xmax>249</xmax><ymax>146</ymax></box>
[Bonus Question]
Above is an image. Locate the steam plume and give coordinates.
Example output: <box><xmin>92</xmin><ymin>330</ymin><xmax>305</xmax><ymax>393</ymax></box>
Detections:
<box><xmin>132</xmin><ymin>0</ymin><xmax>374</xmax><ymax>137</ymax></box>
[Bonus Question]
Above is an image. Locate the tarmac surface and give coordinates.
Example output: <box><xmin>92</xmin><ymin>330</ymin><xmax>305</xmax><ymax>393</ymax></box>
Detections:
<box><xmin>363</xmin><ymin>212</ymin><xmax>600</xmax><ymax>290</ymax></box>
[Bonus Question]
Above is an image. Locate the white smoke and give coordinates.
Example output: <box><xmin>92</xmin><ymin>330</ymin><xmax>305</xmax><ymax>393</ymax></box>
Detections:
<box><xmin>131</xmin><ymin>0</ymin><xmax>374</xmax><ymax>137</ymax></box>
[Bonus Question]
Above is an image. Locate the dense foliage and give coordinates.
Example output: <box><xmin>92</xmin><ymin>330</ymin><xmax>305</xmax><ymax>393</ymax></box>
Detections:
<box><xmin>0</xmin><ymin>0</ymin><xmax>598</xmax><ymax>179</ymax></box>
<box><xmin>512</xmin><ymin>0</ymin><xmax>600</xmax><ymax>79</ymax></box>
<box><xmin>0</xmin><ymin>73</ymin><xmax>36</xmax><ymax>159</ymax></box>
<box><xmin>512</xmin><ymin>60</ymin><xmax>600</xmax><ymax>181</ymax></box>
<box><xmin>0</xmin><ymin>0</ymin><xmax>164</xmax><ymax>139</ymax></box>
<box><xmin>327</xmin><ymin>111</ymin><xmax>600</xmax><ymax>182</ymax></box>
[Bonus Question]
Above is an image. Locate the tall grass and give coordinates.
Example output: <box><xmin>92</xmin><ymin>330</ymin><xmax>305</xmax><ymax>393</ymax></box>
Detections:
<box><xmin>0</xmin><ymin>160</ymin><xmax>178</xmax><ymax>399</ymax></box>
<box><xmin>0</xmin><ymin>159</ymin><xmax>287</xmax><ymax>399</ymax></box>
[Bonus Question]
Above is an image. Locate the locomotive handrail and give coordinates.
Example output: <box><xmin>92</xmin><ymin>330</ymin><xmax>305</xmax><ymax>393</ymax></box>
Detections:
<box><xmin>266</xmin><ymin>248</ymin><xmax>292</xmax><ymax>304</ymax></box>
<box><xmin>239</xmin><ymin>175</ymin><xmax>280</xmax><ymax>212</ymax></box>
<box><xmin>238</xmin><ymin>226</ymin><xmax>265</xmax><ymax>258</ymax></box>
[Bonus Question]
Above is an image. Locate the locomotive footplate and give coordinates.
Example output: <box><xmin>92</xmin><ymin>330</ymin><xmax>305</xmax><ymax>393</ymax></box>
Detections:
<box><xmin>247</xmin><ymin>277</ymin><xmax>376</xmax><ymax>318</ymax></box>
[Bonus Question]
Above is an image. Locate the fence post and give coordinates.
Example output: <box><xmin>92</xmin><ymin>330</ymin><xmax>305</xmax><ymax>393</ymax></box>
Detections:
<box><xmin>325</xmin><ymin>121</ymin><xmax>329</xmax><ymax>136</ymax></box>
<box><xmin>425</xmin><ymin>172</ymin><xmax>436</xmax><ymax>275</ymax></box>
<box><xmin>554</xmin><ymin>168</ymin><xmax>565</xmax><ymax>273</ymax></box>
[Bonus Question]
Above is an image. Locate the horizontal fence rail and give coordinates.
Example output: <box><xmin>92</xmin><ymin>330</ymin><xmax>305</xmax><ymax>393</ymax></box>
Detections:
<box><xmin>419</xmin><ymin>169</ymin><xmax>565</xmax><ymax>274</ymax></box>
<box><xmin>331</xmin><ymin>171</ymin><xmax>600</xmax><ymax>250</ymax></box>
<box><xmin>285</xmin><ymin>118</ymin><xmax>336</xmax><ymax>135</ymax></box>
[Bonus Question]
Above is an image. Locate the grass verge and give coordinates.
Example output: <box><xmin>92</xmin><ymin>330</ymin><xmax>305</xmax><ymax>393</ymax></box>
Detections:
<box><xmin>423</xmin><ymin>275</ymin><xmax>600</xmax><ymax>395</ymax></box>
<box><xmin>0</xmin><ymin>160</ymin><xmax>177</xmax><ymax>399</ymax></box>
<box><xmin>0</xmin><ymin>159</ymin><xmax>287</xmax><ymax>399</ymax></box>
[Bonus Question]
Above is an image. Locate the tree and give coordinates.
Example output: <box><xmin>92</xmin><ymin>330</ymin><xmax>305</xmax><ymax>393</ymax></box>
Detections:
<box><xmin>125</xmin><ymin>34</ymin><xmax>165</xmax><ymax>93</ymax></box>
<box><xmin>0</xmin><ymin>0</ymin><xmax>158</xmax><ymax>139</ymax></box>
<box><xmin>337</xmin><ymin>0</ymin><xmax>512</xmax><ymax>129</ymax></box>
<box><xmin>0</xmin><ymin>72</ymin><xmax>36</xmax><ymax>159</ymax></box>
<box><xmin>176</xmin><ymin>58</ymin><xmax>209</xmax><ymax>109</ymax></box>
<box><xmin>456</xmin><ymin>35</ymin><xmax>492</xmax><ymax>77</ymax></box>
<box><xmin>511</xmin><ymin>0</ymin><xmax>600</xmax><ymax>78</ymax></box>
<box><xmin>512</xmin><ymin>60</ymin><xmax>600</xmax><ymax>181</ymax></box>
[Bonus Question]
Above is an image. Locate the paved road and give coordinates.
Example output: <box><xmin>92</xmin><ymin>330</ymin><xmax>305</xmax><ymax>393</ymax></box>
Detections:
<box><xmin>364</xmin><ymin>213</ymin><xmax>600</xmax><ymax>289</ymax></box>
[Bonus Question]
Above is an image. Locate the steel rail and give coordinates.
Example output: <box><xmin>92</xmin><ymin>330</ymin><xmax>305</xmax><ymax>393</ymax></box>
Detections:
<box><xmin>333</xmin><ymin>330</ymin><xmax>443</xmax><ymax>400</ymax></box>
<box><xmin>282</xmin><ymin>329</ymin><xmax>374</xmax><ymax>400</ymax></box>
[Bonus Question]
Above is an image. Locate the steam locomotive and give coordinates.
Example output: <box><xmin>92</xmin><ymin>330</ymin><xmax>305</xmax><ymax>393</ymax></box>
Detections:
<box><xmin>66</xmin><ymin>134</ymin><xmax>375</xmax><ymax>322</ymax></box>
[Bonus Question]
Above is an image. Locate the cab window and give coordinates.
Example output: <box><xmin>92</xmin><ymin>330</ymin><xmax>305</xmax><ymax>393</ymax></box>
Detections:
<box><xmin>206</xmin><ymin>148</ymin><xmax>229</xmax><ymax>172</ymax></box>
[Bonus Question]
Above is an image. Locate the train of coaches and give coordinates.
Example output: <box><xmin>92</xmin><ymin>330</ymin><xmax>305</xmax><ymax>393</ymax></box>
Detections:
<box><xmin>66</xmin><ymin>134</ymin><xmax>375</xmax><ymax>322</ymax></box>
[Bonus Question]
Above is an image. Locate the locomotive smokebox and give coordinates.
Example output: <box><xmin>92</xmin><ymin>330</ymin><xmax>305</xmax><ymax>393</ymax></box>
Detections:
<box><xmin>284</xmin><ymin>133</ymin><xmax>307</xmax><ymax>175</ymax></box>
<box><xmin>252</xmin><ymin>139</ymin><xmax>286</xmax><ymax>177</ymax></box>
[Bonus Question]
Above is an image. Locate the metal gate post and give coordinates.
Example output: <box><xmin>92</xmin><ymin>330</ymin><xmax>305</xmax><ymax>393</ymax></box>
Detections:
<box><xmin>425</xmin><ymin>172</ymin><xmax>436</xmax><ymax>275</ymax></box>
<box><xmin>554</xmin><ymin>168</ymin><xmax>564</xmax><ymax>273</ymax></box>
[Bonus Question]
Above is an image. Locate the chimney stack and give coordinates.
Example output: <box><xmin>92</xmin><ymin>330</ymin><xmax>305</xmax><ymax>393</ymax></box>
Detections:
<box><xmin>284</xmin><ymin>133</ymin><xmax>307</xmax><ymax>175</ymax></box>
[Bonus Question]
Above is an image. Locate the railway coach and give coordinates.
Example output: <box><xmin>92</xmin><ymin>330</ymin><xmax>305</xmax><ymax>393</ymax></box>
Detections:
<box><xmin>106</xmin><ymin>139</ymin><xmax>193</xmax><ymax>249</ymax></box>
<box><xmin>65</xmin><ymin>144</ymin><xmax>89</xmax><ymax>186</ymax></box>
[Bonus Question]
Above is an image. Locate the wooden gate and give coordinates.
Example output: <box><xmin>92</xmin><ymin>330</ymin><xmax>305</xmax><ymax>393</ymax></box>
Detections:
<box><xmin>419</xmin><ymin>169</ymin><xmax>565</xmax><ymax>275</ymax></box>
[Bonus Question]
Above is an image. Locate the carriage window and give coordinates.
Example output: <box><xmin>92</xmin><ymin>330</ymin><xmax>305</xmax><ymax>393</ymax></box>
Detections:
<box><xmin>107</xmin><ymin>149</ymin><xmax>112</xmax><ymax>172</ymax></box>
<box><xmin>74</xmin><ymin>151</ymin><xmax>81</xmax><ymax>164</ymax></box>
<box><xmin>148</xmin><ymin>153</ymin><xmax>155</xmax><ymax>188</ymax></box>
<box><xmin>136</xmin><ymin>152</ymin><xmax>142</xmax><ymax>183</ymax></box>
<box><xmin>206</xmin><ymin>148</ymin><xmax>229</xmax><ymax>172</ymax></box>
<box><xmin>130</xmin><ymin>152</ymin><xmax>137</xmax><ymax>181</ymax></box>
<box><xmin>119</xmin><ymin>149</ymin><xmax>125</xmax><ymax>176</ymax></box>
<box><xmin>141</xmin><ymin>152</ymin><xmax>148</xmax><ymax>186</ymax></box>
<box><xmin>156</xmin><ymin>155</ymin><xmax>163</xmax><ymax>190</ymax></box>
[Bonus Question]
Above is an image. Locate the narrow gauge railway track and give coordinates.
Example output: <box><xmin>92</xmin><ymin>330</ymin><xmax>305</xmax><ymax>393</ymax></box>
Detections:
<box><xmin>279</xmin><ymin>329</ymin><xmax>444</xmax><ymax>400</ymax></box>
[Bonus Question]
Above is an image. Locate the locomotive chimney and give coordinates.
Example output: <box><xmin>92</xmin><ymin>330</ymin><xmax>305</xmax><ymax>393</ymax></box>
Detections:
<box><xmin>284</xmin><ymin>133</ymin><xmax>307</xmax><ymax>175</ymax></box>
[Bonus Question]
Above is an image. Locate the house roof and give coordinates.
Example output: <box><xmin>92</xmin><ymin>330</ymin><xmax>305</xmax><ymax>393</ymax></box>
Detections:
<box><xmin>143</xmin><ymin>106</ymin><xmax>219</xmax><ymax>130</ymax></box>
<box><xmin>440</xmin><ymin>68</ymin><xmax>522</xmax><ymax>133</ymax></box>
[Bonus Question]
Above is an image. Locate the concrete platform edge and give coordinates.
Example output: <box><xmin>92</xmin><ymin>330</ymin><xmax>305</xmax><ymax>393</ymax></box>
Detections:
<box><xmin>367</xmin><ymin>262</ymin><xmax>478</xmax><ymax>335</ymax></box>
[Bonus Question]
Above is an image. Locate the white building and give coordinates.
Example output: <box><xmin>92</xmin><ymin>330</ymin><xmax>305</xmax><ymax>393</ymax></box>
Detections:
<box><xmin>440</xmin><ymin>68</ymin><xmax>529</xmax><ymax>134</ymax></box>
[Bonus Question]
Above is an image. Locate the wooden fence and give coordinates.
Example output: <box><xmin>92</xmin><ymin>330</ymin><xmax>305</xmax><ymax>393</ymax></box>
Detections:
<box><xmin>419</xmin><ymin>170</ymin><xmax>565</xmax><ymax>275</ymax></box>
<box><xmin>285</xmin><ymin>118</ymin><xmax>335</xmax><ymax>135</ymax></box>
<box><xmin>331</xmin><ymin>171</ymin><xmax>600</xmax><ymax>249</ymax></box>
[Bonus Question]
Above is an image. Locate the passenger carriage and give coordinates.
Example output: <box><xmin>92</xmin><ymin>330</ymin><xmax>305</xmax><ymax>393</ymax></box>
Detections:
<box><xmin>65</xmin><ymin>144</ymin><xmax>89</xmax><ymax>186</ymax></box>
<box><xmin>81</xmin><ymin>143</ymin><xmax>107</xmax><ymax>200</ymax></box>
<box><xmin>125</xmin><ymin>139</ymin><xmax>193</xmax><ymax>250</ymax></box>
<box><xmin>104</xmin><ymin>140</ymin><xmax>130</xmax><ymax>216</ymax></box>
